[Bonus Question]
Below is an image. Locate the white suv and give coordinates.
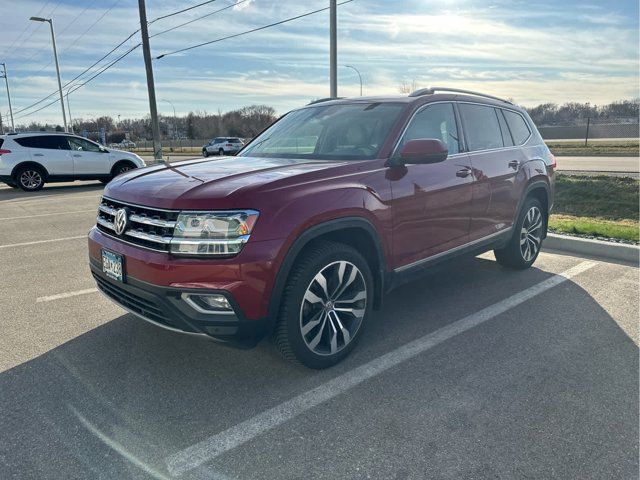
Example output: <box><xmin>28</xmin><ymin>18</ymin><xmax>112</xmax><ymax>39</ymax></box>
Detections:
<box><xmin>202</xmin><ymin>137</ymin><xmax>244</xmax><ymax>157</ymax></box>
<box><xmin>0</xmin><ymin>132</ymin><xmax>146</xmax><ymax>191</ymax></box>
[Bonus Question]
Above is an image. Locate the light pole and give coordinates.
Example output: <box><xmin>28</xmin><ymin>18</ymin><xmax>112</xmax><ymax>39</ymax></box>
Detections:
<box><xmin>329</xmin><ymin>0</ymin><xmax>337</xmax><ymax>98</ymax></box>
<box><xmin>343</xmin><ymin>65</ymin><xmax>362</xmax><ymax>96</ymax></box>
<box><xmin>30</xmin><ymin>16</ymin><xmax>67</xmax><ymax>132</ymax></box>
<box><xmin>161</xmin><ymin>99</ymin><xmax>177</xmax><ymax>139</ymax></box>
<box><xmin>0</xmin><ymin>63</ymin><xmax>15</xmax><ymax>131</ymax></box>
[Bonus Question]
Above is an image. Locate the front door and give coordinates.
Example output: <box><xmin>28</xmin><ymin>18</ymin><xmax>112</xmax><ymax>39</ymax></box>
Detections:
<box><xmin>389</xmin><ymin>102</ymin><xmax>474</xmax><ymax>269</ymax></box>
<box><xmin>67</xmin><ymin>137</ymin><xmax>111</xmax><ymax>176</ymax></box>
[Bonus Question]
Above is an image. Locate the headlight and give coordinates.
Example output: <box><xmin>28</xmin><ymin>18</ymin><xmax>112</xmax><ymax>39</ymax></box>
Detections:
<box><xmin>170</xmin><ymin>210</ymin><xmax>259</xmax><ymax>256</ymax></box>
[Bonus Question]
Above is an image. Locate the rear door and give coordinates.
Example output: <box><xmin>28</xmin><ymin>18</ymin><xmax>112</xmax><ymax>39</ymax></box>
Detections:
<box><xmin>67</xmin><ymin>137</ymin><xmax>111</xmax><ymax>175</ymax></box>
<box><xmin>390</xmin><ymin>102</ymin><xmax>475</xmax><ymax>268</ymax></box>
<box><xmin>15</xmin><ymin>135</ymin><xmax>72</xmax><ymax>175</ymax></box>
<box><xmin>457</xmin><ymin>103</ymin><xmax>527</xmax><ymax>241</ymax></box>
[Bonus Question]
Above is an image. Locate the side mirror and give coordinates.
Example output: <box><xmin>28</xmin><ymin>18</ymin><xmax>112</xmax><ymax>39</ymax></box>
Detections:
<box><xmin>393</xmin><ymin>139</ymin><xmax>448</xmax><ymax>165</ymax></box>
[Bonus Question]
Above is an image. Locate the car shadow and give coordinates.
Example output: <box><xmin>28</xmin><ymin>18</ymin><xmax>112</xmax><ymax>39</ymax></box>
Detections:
<box><xmin>0</xmin><ymin>181</ymin><xmax>104</xmax><ymax>201</ymax></box>
<box><xmin>0</xmin><ymin>256</ymin><xmax>637</xmax><ymax>479</ymax></box>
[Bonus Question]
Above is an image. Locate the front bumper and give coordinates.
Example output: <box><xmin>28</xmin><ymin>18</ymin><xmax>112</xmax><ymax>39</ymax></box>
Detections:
<box><xmin>90</xmin><ymin>260</ymin><xmax>271</xmax><ymax>348</ymax></box>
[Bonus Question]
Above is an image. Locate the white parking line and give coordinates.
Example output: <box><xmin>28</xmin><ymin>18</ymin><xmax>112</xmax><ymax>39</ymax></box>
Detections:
<box><xmin>36</xmin><ymin>288</ymin><xmax>98</xmax><ymax>303</ymax></box>
<box><xmin>1</xmin><ymin>193</ymin><xmax>101</xmax><ymax>205</ymax></box>
<box><xmin>0</xmin><ymin>209</ymin><xmax>95</xmax><ymax>221</ymax></box>
<box><xmin>165</xmin><ymin>260</ymin><xmax>598</xmax><ymax>476</ymax></box>
<box><xmin>0</xmin><ymin>235</ymin><xmax>86</xmax><ymax>249</ymax></box>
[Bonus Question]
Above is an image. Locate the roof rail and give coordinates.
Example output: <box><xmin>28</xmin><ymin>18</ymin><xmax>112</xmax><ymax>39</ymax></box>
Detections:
<box><xmin>307</xmin><ymin>97</ymin><xmax>344</xmax><ymax>105</ymax></box>
<box><xmin>408</xmin><ymin>86</ymin><xmax>513</xmax><ymax>104</ymax></box>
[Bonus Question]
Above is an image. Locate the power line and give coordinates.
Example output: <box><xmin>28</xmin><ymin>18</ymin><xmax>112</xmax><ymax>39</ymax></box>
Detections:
<box><xmin>15</xmin><ymin>44</ymin><xmax>140</xmax><ymax>120</ymax></box>
<box><xmin>150</xmin><ymin>0</ymin><xmax>249</xmax><ymax>38</ymax></box>
<box><xmin>59</xmin><ymin>0</ymin><xmax>122</xmax><ymax>56</ymax></box>
<box><xmin>0</xmin><ymin>0</ymin><xmax>51</xmax><ymax>58</ymax></box>
<box><xmin>156</xmin><ymin>0</ymin><xmax>355</xmax><ymax>59</ymax></box>
<box><xmin>148</xmin><ymin>0</ymin><xmax>219</xmax><ymax>24</ymax></box>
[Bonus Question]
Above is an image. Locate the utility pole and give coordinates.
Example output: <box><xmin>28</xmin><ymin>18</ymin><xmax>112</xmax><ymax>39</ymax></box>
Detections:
<box><xmin>138</xmin><ymin>0</ymin><xmax>162</xmax><ymax>163</ymax></box>
<box><xmin>329</xmin><ymin>0</ymin><xmax>337</xmax><ymax>98</ymax></box>
<box><xmin>66</xmin><ymin>86</ymin><xmax>74</xmax><ymax>134</ymax></box>
<box><xmin>0</xmin><ymin>63</ymin><xmax>15</xmax><ymax>131</ymax></box>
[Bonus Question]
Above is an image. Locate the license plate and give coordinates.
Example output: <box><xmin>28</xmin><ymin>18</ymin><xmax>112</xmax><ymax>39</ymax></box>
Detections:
<box><xmin>102</xmin><ymin>249</ymin><xmax>124</xmax><ymax>282</ymax></box>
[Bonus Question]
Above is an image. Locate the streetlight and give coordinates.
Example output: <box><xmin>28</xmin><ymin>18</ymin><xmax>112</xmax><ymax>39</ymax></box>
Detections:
<box><xmin>30</xmin><ymin>16</ymin><xmax>67</xmax><ymax>132</ymax></box>
<box><xmin>161</xmin><ymin>99</ymin><xmax>177</xmax><ymax>139</ymax></box>
<box><xmin>343</xmin><ymin>65</ymin><xmax>363</xmax><ymax>96</ymax></box>
<box><xmin>0</xmin><ymin>63</ymin><xmax>15</xmax><ymax>131</ymax></box>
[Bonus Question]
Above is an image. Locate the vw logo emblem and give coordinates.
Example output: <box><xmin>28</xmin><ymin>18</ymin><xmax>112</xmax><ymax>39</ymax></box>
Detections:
<box><xmin>114</xmin><ymin>208</ymin><xmax>129</xmax><ymax>236</ymax></box>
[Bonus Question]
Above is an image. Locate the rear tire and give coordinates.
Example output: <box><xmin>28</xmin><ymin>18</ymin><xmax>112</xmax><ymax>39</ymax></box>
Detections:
<box><xmin>274</xmin><ymin>241</ymin><xmax>373</xmax><ymax>369</ymax></box>
<box><xmin>15</xmin><ymin>165</ymin><xmax>45</xmax><ymax>191</ymax></box>
<box><xmin>494</xmin><ymin>197</ymin><xmax>546</xmax><ymax>269</ymax></box>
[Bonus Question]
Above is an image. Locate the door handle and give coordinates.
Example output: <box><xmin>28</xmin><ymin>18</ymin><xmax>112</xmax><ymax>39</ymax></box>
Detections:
<box><xmin>33</xmin><ymin>153</ymin><xmax>44</xmax><ymax>157</ymax></box>
<box><xmin>508</xmin><ymin>160</ymin><xmax>520</xmax><ymax>169</ymax></box>
<box><xmin>73</xmin><ymin>154</ymin><xmax>82</xmax><ymax>157</ymax></box>
<box><xmin>456</xmin><ymin>167</ymin><xmax>472</xmax><ymax>178</ymax></box>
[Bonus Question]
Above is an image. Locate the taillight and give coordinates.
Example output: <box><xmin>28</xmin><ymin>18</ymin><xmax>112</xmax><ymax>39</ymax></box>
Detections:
<box><xmin>226</xmin><ymin>143</ymin><xmax>233</xmax><ymax>147</ymax></box>
<box><xmin>550</xmin><ymin>153</ymin><xmax>557</xmax><ymax>169</ymax></box>
<box><xmin>0</xmin><ymin>149</ymin><xmax>11</xmax><ymax>155</ymax></box>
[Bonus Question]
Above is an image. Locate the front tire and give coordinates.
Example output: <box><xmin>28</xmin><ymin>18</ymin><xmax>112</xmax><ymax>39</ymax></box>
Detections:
<box><xmin>274</xmin><ymin>241</ymin><xmax>373</xmax><ymax>369</ymax></box>
<box><xmin>202</xmin><ymin>149</ymin><xmax>209</xmax><ymax>158</ymax></box>
<box><xmin>494</xmin><ymin>197</ymin><xmax>546</xmax><ymax>269</ymax></box>
<box><xmin>16</xmin><ymin>165</ymin><xmax>45</xmax><ymax>191</ymax></box>
<box><xmin>112</xmin><ymin>162</ymin><xmax>135</xmax><ymax>178</ymax></box>
<box><xmin>218</xmin><ymin>148</ymin><xmax>225</xmax><ymax>156</ymax></box>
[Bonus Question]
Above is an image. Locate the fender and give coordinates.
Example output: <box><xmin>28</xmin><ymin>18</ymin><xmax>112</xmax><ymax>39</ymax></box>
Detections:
<box><xmin>511</xmin><ymin>176</ymin><xmax>551</xmax><ymax>241</ymax></box>
<box><xmin>267</xmin><ymin>216</ymin><xmax>386</xmax><ymax>322</ymax></box>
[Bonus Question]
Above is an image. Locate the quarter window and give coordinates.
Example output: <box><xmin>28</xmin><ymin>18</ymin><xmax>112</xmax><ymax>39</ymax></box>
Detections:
<box><xmin>400</xmin><ymin>103</ymin><xmax>460</xmax><ymax>154</ymax></box>
<box><xmin>458</xmin><ymin>104</ymin><xmax>504</xmax><ymax>151</ymax></box>
<box><xmin>503</xmin><ymin>110</ymin><xmax>531</xmax><ymax>145</ymax></box>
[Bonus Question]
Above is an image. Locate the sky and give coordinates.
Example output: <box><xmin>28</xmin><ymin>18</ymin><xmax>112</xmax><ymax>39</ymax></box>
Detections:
<box><xmin>0</xmin><ymin>0</ymin><xmax>638</xmax><ymax>126</ymax></box>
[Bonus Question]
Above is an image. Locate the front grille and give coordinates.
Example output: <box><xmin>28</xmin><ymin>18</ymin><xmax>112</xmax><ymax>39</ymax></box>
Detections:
<box><xmin>93</xmin><ymin>273</ymin><xmax>178</xmax><ymax>328</ymax></box>
<box><xmin>96</xmin><ymin>197</ymin><xmax>178</xmax><ymax>252</ymax></box>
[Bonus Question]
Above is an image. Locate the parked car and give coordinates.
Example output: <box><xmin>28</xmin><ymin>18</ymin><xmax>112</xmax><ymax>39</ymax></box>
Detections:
<box><xmin>202</xmin><ymin>137</ymin><xmax>244</xmax><ymax>157</ymax></box>
<box><xmin>0</xmin><ymin>132</ymin><xmax>146</xmax><ymax>191</ymax></box>
<box><xmin>118</xmin><ymin>139</ymin><xmax>137</xmax><ymax>149</ymax></box>
<box><xmin>89</xmin><ymin>87</ymin><xmax>555</xmax><ymax>368</ymax></box>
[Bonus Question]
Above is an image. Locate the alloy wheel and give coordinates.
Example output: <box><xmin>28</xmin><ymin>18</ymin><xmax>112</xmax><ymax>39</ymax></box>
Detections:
<box><xmin>520</xmin><ymin>206</ymin><xmax>543</xmax><ymax>262</ymax></box>
<box><xmin>20</xmin><ymin>170</ymin><xmax>42</xmax><ymax>189</ymax></box>
<box><xmin>299</xmin><ymin>261</ymin><xmax>367</xmax><ymax>356</ymax></box>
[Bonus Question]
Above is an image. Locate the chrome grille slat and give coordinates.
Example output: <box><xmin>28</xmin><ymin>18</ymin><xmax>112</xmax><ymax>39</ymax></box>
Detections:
<box><xmin>96</xmin><ymin>197</ymin><xmax>178</xmax><ymax>252</ymax></box>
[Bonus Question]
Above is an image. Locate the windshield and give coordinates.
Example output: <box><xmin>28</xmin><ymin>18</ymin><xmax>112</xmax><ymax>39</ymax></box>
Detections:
<box><xmin>239</xmin><ymin>102</ymin><xmax>404</xmax><ymax>160</ymax></box>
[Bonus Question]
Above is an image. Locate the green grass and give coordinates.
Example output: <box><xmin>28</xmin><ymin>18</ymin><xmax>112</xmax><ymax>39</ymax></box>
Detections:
<box><xmin>550</xmin><ymin>174</ymin><xmax>639</xmax><ymax>242</ymax></box>
<box><xmin>549</xmin><ymin>215</ymin><xmax>639</xmax><ymax>242</ymax></box>
<box><xmin>553</xmin><ymin>174</ymin><xmax>639</xmax><ymax>220</ymax></box>
<box><xmin>546</xmin><ymin>140</ymin><xmax>639</xmax><ymax>157</ymax></box>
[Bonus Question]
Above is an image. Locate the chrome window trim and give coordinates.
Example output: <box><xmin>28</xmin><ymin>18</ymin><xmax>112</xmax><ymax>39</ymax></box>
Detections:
<box><xmin>394</xmin><ymin>229</ymin><xmax>511</xmax><ymax>273</ymax></box>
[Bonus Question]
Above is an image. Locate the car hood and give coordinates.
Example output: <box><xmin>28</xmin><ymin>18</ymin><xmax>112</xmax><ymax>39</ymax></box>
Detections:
<box><xmin>104</xmin><ymin>156</ymin><xmax>349</xmax><ymax>209</ymax></box>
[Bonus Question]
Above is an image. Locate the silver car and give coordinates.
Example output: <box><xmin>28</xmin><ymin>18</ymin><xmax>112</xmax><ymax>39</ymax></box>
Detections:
<box><xmin>202</xmin><ymin>137</ymin><xmax>244</xmax><ymax>157</ymax></box>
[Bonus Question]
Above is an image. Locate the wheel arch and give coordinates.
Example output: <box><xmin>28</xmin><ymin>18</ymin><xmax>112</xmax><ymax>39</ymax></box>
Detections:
<box><xmin>517</xmin><ymin>178</ymin><xmax>551</xmax><ymax>239</ymax></box>
<box><xmin>268</xmin><ymin>217</ymin><xmax>386</xmax><ymax>322</ymax></box>
<box><xmin>111</xmin><ymin>159</ymin><xmax>137</xmax><ymax>176</ymax></box>
<box><xmin>11</xmin><ymin>161</ymin><xmax>49</xmax><ymax>180</ymax></box>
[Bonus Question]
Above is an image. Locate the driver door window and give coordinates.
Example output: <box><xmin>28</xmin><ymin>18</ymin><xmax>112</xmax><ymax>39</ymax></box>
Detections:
<box><xmin>400</xmin><ymin>103</ymin><xmax>460</xmax><ymax>154</ymax></box>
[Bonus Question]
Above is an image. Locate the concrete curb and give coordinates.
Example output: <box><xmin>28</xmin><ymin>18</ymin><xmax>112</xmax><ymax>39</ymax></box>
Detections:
<box><xmin>543</xmin><ymin>233</ymin><xmax>639</xmax><ymax>265</ymax></box>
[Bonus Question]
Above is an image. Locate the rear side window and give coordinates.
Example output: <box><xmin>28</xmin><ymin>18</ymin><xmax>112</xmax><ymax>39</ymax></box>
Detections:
<box><xmin>496</xmin><ymin>109</ymin><xmax>514</xmax><ymax>147</ymax></box>
<box><xmin>458</xmin><ymin>104</ymin><xmax>503</xmax><ymax>151</ymax></box>
<box><xmin>503</xmin><ymin>110</ymin><xmax>531</xmax><ymax>145</ymax></box>
<box><xmin>0</xmin><ymin>138</ymin><xmax>3</xmax><ymax>148</ymax></box>
<box><xmin>15</xmin><ymin>135</ymin><xmax>70</xmax><ymax>150</ymax></box>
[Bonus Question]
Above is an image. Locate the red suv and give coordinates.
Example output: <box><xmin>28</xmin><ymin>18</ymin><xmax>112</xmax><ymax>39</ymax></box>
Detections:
<box><xmin>89</xmin><ymin>87</ymin><xmax>555</xmax><ymax>368</ymax></box>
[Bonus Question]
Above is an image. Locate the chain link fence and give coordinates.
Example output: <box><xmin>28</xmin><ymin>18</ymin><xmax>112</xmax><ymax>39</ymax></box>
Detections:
<box><xmin>538</xmin><ymin>120</ymin><xmax>639</xmax><ymax>143</ymax></box>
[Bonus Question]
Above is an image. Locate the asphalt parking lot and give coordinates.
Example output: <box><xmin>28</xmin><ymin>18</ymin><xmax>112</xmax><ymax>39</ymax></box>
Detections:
<box><xmin>0</xmin><ymin>181</ymin><xmax>638</xmax><ymax>480</ymax></box>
